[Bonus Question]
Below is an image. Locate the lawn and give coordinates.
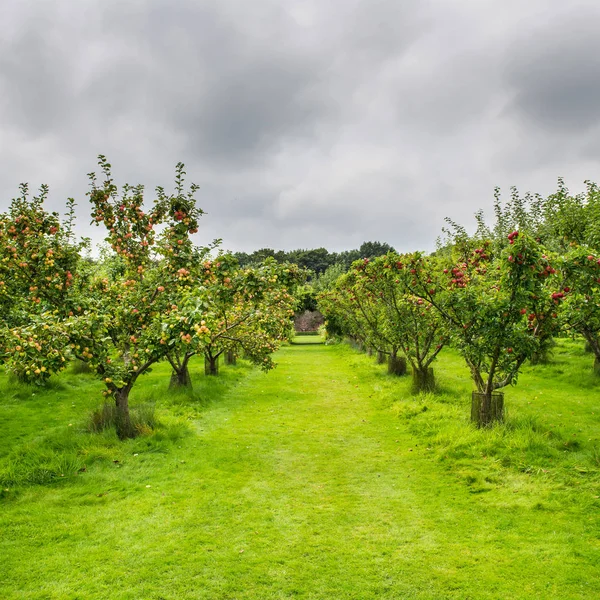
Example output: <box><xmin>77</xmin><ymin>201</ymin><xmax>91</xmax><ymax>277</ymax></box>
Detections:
<box><xmin>0</xmin><ymin>340</ymin><xmax>599</xmax><ymax>599</ymax></box>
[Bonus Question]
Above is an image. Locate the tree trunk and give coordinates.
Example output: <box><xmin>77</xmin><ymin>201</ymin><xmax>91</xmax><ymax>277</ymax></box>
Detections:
<box><xmin>366</xmin><ymin>347</ymin><xmax>373</xmax><ymax>357</ymax></box>
<box><xmin>169</xmin><ymin>366</ymin><xmax>192</xmax><ymax>389</ymax></box>
<box><xmin>590</xmin><ymin>343</ymin><xmax>600</xmax><ymax>375</ymax></box>
<box><xmin>530</xmin><ymin>350</ymin><xmax>551</xmax><ymax>365</ymax></box>
<box><xmin>582</xmin><ymin>333</ymin><xmax>600</xmax><ymax>373</ymax></box>
<box><xmin>531</xmin><ymin>338</ymin><xmax>555</xmax><ymax>365</ymax></box>
<box><xmin>114</xmin><ymin>387</ymin><xmax>136</xmax><ymax>439</ymax></box>
<box><xmin>376</xmin><ymin>351</ymin><xmax>386</xmax><ymax>365</ymax></box>
<box><xmin>388</xmin><ymin>352</ymin><xmax>407</xmax><ymax>376</ymax></box>
<box><xmin>224</xmin><ymin>350</ymin><xmax>237</xmax><ymax>366</ymax></box>
<box><xmin>411</xmin><ymin>367</ymin><xmax>435</xmax><ymax>394</ymax></box>
<box><xmin>169</xmin><ymin>354</ymin><xmax>193</xmax><ymax>389</ymax></box>
<box><xmin>471</xmin><ymin>391</ymin><xmax>504</xmax><ymax>428</ymax></box>
<box><xmin>205</xmin><ymin>355</ymin><xmax>219</xmax><ymax>376</ymax></box>
<box><xmin>347</xmin><ymin>337</ymin><xmax>360</xmax><ymax>350</ymax></box>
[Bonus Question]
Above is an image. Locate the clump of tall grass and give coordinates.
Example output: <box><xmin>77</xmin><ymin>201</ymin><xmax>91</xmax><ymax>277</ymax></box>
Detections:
<box><xmin>88</xmin><ymin>401</ymin><xmax>157</xmax><ymax>436</ymax></box>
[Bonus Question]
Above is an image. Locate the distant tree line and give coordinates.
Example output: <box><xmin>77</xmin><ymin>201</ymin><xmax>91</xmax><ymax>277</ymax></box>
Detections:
<box><xmin>234</xmin><ymin>241</ymin><xmax>395</xmax><ymax>277</ymax></box>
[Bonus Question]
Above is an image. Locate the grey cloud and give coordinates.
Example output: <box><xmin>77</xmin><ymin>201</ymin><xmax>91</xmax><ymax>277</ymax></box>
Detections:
<box><xmin>0</xmin><ymin>22</ymin><xmax>73</xmax><ymax>135</ymax></box>
<box><xmin>174</xmin><ymin>54</ymin><xmax>331</xmax><ymax>165</ymax></box>
<box><xmin>504</xmin><ymin>14</ymin><xmax>600</xmax><ymax>132</ymax></box>
<box><xmin>90</xmin><ymin>0</ymin><xmax>430</xmax><ymax>169</ymax></box>
<box><xmin>392</xmin><ymin>51</ymin><xmax>500</xmax><ymax>135</ymax></box>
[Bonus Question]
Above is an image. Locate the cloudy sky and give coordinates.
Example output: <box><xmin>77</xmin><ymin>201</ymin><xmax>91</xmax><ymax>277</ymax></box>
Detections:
<box><xmin>1</xmin><ymin>0</ymin><xmax>600</xmax><ymax>254</ymax></box>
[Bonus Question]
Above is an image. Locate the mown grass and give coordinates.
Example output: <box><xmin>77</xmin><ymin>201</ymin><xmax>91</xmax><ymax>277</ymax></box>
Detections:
<box><xmin>0</xmin><ymin>340</ymin><xmax>598</xmax><ymax>599</ymax></box>
<box><xmin>291</xmin><ymin>334</ymin><xmax>325</xmax><ymax>345</ymax></box>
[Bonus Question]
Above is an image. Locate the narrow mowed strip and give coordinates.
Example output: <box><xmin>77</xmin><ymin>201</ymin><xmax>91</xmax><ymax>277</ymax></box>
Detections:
<box><xmin>1</xmin><ymin>342</ymin><xmax>599</xmax><ymax>599</ymax></box>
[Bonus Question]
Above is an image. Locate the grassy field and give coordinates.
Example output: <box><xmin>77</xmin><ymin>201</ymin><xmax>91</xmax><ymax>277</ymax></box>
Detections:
<box><xmin>0</xmin><ymin>338</ymin><xmax>599</xmax><ymax>599</ymax></box>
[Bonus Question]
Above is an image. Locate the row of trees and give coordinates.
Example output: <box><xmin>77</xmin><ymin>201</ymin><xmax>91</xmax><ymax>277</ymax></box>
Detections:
<box><xmin>0</xmin><ymin>157</ymin><xmax>302</xmax><ymax>438</ymax></box>
<box><xmin>320</xmin><ymin>181</ymin><xmax>600</xmax><ymax>427</ymax></box>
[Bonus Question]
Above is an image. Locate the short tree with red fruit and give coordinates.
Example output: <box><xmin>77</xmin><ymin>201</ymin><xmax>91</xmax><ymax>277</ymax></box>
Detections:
<box><xmin>318</xmin><ymin>261</ymin><xmax>404</xmax><ymax>369</ymax></box>
<box><xmin>357</xmin><ymin>254</ymin><xmax>449</xmax><ymax>390</ymax></box>
<box><xmin>406</xmin><ymin>232</ymin><xmax>559</xmax><ymax>426</ymax></box>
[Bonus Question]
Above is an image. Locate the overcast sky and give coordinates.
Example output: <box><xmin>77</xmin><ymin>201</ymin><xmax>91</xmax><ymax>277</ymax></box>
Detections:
<box><xmin>2</xmin><ymin>0</ymin><xmax>600</xmax><ymax>254</ymax></box>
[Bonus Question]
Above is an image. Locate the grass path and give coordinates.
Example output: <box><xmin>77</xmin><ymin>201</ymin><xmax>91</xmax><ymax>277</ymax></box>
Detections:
<box><xmin>1</xmin><ymin>341</ymin><xmax>598</xmax><ymax>598</ymax></box>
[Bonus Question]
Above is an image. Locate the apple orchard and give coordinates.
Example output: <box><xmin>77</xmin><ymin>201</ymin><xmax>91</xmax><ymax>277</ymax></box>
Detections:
<box><xmin>1</xmin><ymin>161</ymin><xmax>599</xmax><ymax>434</ymax></box>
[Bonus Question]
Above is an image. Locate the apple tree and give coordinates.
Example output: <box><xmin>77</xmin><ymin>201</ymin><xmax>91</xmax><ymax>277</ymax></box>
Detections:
<box><xmin>63</xmin><ymin>156</ymin><xmax>204</xmax><ymax>438</ymax></box>
<box><xmin>375</xmin><ymin>253</ymin><xmax>449</xmax><ymax>392</ymax></box>
<box><xmin>0</xmin><ymin>185</ymin><xmax>84</xmax><ymax>383</ymax></box>
<box><xmin>161</xmin><ymin>256</ymin><xmax>301</xmax><ymax>385</ymax></box>
<box><xmin>406</xmin><ymin>232</ymin><xmax>559</xmax><ymax>426</ymax></box>
<box><xmin>319</xmin><ymin>259</ymin><xmax>408</xmax><ymax>375</ymax></box>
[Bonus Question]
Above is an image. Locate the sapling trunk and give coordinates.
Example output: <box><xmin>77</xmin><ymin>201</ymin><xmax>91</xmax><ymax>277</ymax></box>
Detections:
<box><xmin>169</xmin><ymin>367</ymin><xmax>192</xmax><ymax>389</ymax></box>
<box><xmin>530</xmin><ymin>349</ymin><xmax>551</xmax><ymax>365</ymax></box>
<box><xmin>471</xmin><ymin>391</ymin><xmax>504</xmax><ymax>427</ymax></box>
<box><xmin>114</xmin><ymin>386</ymin><xmax>135</xmax><ymax>439</ymax></box>
<box><xmin>531</xmin><ymin>336</ymin><xmax>555</xmax><ymax>365</ymax></box>
<box><xmin>347</xmin><ymin>337</ymin><xmax>361</xmax><ymax>351</ymax></box>
<box><xmin>411</xmin><ymin>367</ymin><xmax>435</xmax><ymax>394</ymax></box>
<box><xmin>168</xmin><ymin>354</ymin><xmax>193</xmax><ymax>389</ymax></box>
<box><xmin>468</xmin><ymin>356</ymin><xmax>505</xmax><ymax>427</ymax></box>
<box><xmin>588</xmin><ymin>342</ymin><xmax>600</xmax><ymax>374</ymax></box>
<box><xmin>582</xmin><ymin>333</ymin><xmax>600</xmax><ymax>373</ymax></box>
<box><xmin>224</xmin><ymin>350</ymin><xmax>237</xmax><ymax>366</ymax></box>
<box><xmin>376</xmin><ymin>351</ymin><xmax>386</xmax><ymax>364</ymax></box>
<box><xmin>205</xmin><ymin>355</ymin><xmax>219</xmax><ymax>376</ymax></box>
<box><xmin>388</xmin><ymin>350</ymin><xmax>407</xmax><ymax>376</ymax></box>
